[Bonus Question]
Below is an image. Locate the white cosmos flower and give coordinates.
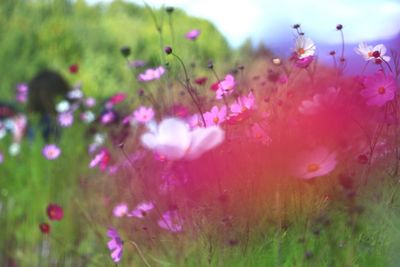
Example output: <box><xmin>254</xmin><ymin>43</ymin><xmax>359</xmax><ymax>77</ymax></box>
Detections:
<box><xmin>141</xmin><ymin>118</ymin><xmax>224</xmax><ymax>160</ymax></box>
<box><xmin>295</xmin><ymin>36</ymin><xmax>316</xmax><ymax>59</ymax></box>
<box><xmin>354</xmin><ymin>42</ymin><xmax>391</xmax><ymax>62</ymax></box>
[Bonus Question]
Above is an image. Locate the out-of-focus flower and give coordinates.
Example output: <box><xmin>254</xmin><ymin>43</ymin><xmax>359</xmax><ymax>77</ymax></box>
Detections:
<box><xmin>80</xmin><ymin>111</ymin><xmax>95</xmax><ymax>123</ymax></box>
<box><xmin>16</xmin><ymin>83</ymin><xmax>28</xmax><ymax>103</ymax></box>
<box><xmin>248</xmin><ymin>123</ymin><xmax>271</xmax><ymax>145</ymax></box>
<box><xmin>108</xmin><ymin>93</ymin><xmax>126</xmax><ymax>106</ymax></box>
<box><xmin>39</xmin><ymin>223</ymin><xmax>50</xmax><ymax>234</ymax></box>
<box><xmin>84</xmin><ymin>97</ymin><xmax>96</xmax><ymax>108</ymax></box>
<box><xmin>355</xmin><ymin>43</ymin><xmax>390</xmax><ymax>63</ymax></box>
<box><xmin>67</xmin><ymin>88</ymin><xmax>83</xmax><ymax>100</ymax></box>
<box><xmin>158</xmin><ymin>210</ymin><xmax>183</xmax><ymax>232</ymax></box>
<box><xmin>138</xmin><ymin>66</ymin><xmax>165</xmax><ymax>82</ymax></box>
<box><xmin>194</xmin><ymin>76</ymin><xmax>208</xmax><ymax>85</ymax></box>
<box><xmin>11</xmin><ymin>115</ymin><xmax>27</xmax><ymax>142</ymax></box>
<box><xmin>47</xmin><ymin>204</ymin><xmax>64</xmax><ymax>221</ymax></box>
<box><xmin>107</xmin><ymin>227</ymin><xmax>123</xmax><ymax>263</ymax></box>
<box><xmin>187</xmin><ymin>113</ymin><xmax>203</xmax><ymax>129</ymax></box>
<box><xmin>141</xmin><ymin>118</ymin><xmax>224</xmax><ymax>160</ymax></box>
<box><xmin>230</xmin><ymin>92</ymin><xmax>255</xmax><ymax>115</ymax></box>
<box><xmin>216</xmin><ymin>74</ymin><xmax>236</xmax><ymax>99</ymax></box>
<box><xmin>42</xmin><ymin>144</ymin><xmax>61</xmax><ymax>160</ymax></box>
<box><xmin>113</xmin><ymin>203</ymin><xmax>128</xmax><ymax>217</ymax></box>
<box><xmin>360</xmin><ymin>72</ymin><xmax>396</xmax><ymax>107</ymax></box>
<box><xmin>133</xmin><ymin>106</ymin><xmax>155</xmax><ymax>124</ymax></box>
<box><xmin>128</xmin><ymin>202</ymin><xmax>155</xmax><ymax>218</ymax></box>
<box><xmin>171</xmin><ymin>104</ymin><xmax>189</xmax><ymax>118</ymax></box>
<box><xmin>299</xmin><ymin>87</ymin><xmax>340</xmax><ymax>115</ymax></box>
<box><xmin>89</xmin><ymin>148</ymin><xmax>111</xmax><ymax>171</ymax></box>
<box><xmin>101</xmin><ymin>111</ymin><xmax>116</xmax><ymax>125</ymax></box>
<box><xmin>203</xmin><ymin>105</ymin><xmax>227</xmax><ymax>126</ymax></box>
<box><xmin>58</xmin><ymin>112</ymin><xmax>74</xmax><ymax>127</ymax></box>
<box><xmin>294</xmin><ymin>36</ymin><xmax>316</xmax><ymax>59</ymax></box>
<box><xmin>56</xmin><ymin>100</ymin><xmax>71</xmax><ymax>113</ymax></box>
<box><xmin>294</xmin><ymin>147</ymin><xmax>337</xmax><ymax>179</ymax></box>
<box><xmin>69</xmin><ymin>64</ymin><xmax>79</xmax><ymax>74</ymax></box>
<box><xmin>0</xmin><ymin>151</ymin><xmax>3</xmax><ymax>164</ymax></box>
<box><xmin>185</xmin><ymin>29</ymin><xmax>201</xmax><ymax>40</ymax></box>
<box><xmin>9</xmin><ymin>142</ymin><xmax>20</xmax><ymax>156</ymax></box>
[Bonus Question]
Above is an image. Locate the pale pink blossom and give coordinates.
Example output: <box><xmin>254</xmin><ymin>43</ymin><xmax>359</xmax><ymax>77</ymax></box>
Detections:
<box><xmin>127</xmin><ymin>202</ymin><xmax>154</xmax><ymax>218</ymax></box>
<box><xmin>158</xmin><ymin>210</ymin><xmax>183</xmax><ymax>232</ymax></box>
<box><xmin>113</xmin><ymin>203</ymin><xmax>128</xmax><ymax>217</ymax></box>
<box><xmin>133</xmin><ymin>106</ymin><xmax>154</xmax><ymax>123</ymax></box>
<box><xmin>203</xmin><ymin>105</ymin><xmax>227</xmax><ymax>126</ymax></box>
<box><xmin>230</xmin><ymin>92</ymin><xmax>255</xmax><ymax>115</ymax></box>
<box><xmin>138</xmin><ymin>66</ymin><xmax>165</xmax><ymax>82</ymax></box>
<box><xmin>216</xmin><ymin>74</ymin><xmax>236</xmax><ymax>99</ymax></box>
<box><xmin>58</xmin><ymin>112</ymin><xmax>74</xmax><ymax>127</ymax></box>
<box><xmin>42</xmin><ymin>144</ymin><xmax>61</xmax><ymax>160</ymax></box>
<box><xmin>294</xmin><ymin>147</ymin><xmax>337</xmax><ymax>179</ymax></box>
<box><xmin>360</xmin><ymin>72</ymin><xmax>396</xmax><ymax>107</ymax></box>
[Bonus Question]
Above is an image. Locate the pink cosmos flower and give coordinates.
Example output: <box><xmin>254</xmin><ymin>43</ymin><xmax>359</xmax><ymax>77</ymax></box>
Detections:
<box><xmin>360</xmin><ymin>72</ymin><xmax>396</xmax><ymax>107</ymax></box>
<box><xmin>107</xmin><ymin>227</ymin><xmax>123</xmax><ymax>263</ymax></box>
<box><xmin>203</xmin><ymin>105</ymin><xmax>227</xmax><ymax>126</ymax></box>
<box><xmin>216</xmin><ymin>74</ymin><xmax>236</xmax><ymax>99</ymax></box>
<box><xmin>294</xmin><ymin>147</ymin><xmax>337</xmax><ymax>179</ymax></box>
<box><xmin>42</xmin><ymin>144</ymin><xmax>61</xmax><ymax>160</ymax></box>
<box><xmin>187</xmin><ymin>113</ymin><xmax>203</xmax><ymax>129</ymax></box>
<box><xmin>128</xmin><ymin>201</ymin><xmax>155</xmax><ymax>218</ymax></box>
<box><xmin>299</xmin><ymin>87</ymin><xmax>340</xmax><ymax>115</ymax></box>
<box><xmin>47</xmin><ymin>204</ymin><xmax>64</xmax><ymax>221</ymax></box>
<box><xmin>230</xmin><ymin>92</ymin><xmax>255</xmax><ymax>115</ymax></box>
<box><xmin>185</xmin><ymin>29</ymin><xmax>201</xmax><ymax>40</ymax></box>
<box><xmin>158</xmin><ymin>210</ymin><xmax>183</xmax><ymax>232</ymax></box>
<box><xmin>138</xmin><ymin>66</ymin><xmax>165</xmax><ymax>82</ymax></box>
<box><xmin>248</xmin><ymin>123</ymin><xmax>271</xmax><ymax>145</ymax></box>
<box><xmin>133</xmin><ymin>106</ymin><xmax>155</xmax><ymax>124</ymax></box>
<box><xmin>58</xmin><ymin>112</ymin><xmax>74</xmax><ymax>127</ymax></box>
<box><xmin>141</xmin><ymin>118</ymin><xmax>224</xmax><ymax>160</ymax></box>
<box><xmin>113</xmin><ymin>203</ymin><xmax>128</xmax><ymax>217</ymax></box>
<box><xmin>90</xmin><ymin>148</ymin><xmax>111</xmax><ymax>171</ymax></box>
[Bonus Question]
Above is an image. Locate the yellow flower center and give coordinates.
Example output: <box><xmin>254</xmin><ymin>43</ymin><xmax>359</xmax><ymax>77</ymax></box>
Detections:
<box><xmin>307</xmin><ymin>163</ymin><xmax>320</xmax><ymax>173</ymax></box>
<box><xmin>213</xmin><ymin>117</ymin><xmax>219</xmax><ymax>124</ymax></box>
<box><xmin>367</xmin><ymin>51</ymin><xmax>373</xmax><ymax>57</ymax></box>
<box><xmin>378</xmin><ymin>86</ymin><xmax>385</xmax><ymax>95</ymax></box>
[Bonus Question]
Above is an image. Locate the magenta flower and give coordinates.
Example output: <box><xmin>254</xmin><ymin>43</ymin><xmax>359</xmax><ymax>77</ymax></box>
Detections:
<box><xmin>187</xmin><ymin>113</ymin><xmax>203</xmax><ymax>129</ymax></box>
<box><xmin>133</xmin><ymin>106</ymin><xmax>155</xmax><ymax>124</ymax></box>
<box><xmin>158</xmin><ymin>210</ymin><xmax>183</xmax><ymax>232</ymax></box>
<box><xmin>294</xmin><ymin>147</ymin><xmax>337</xmax><ymax>179</ymax></box>
<box><xmin>16</xmin><ymin>83</ymin><xmax>28</xmax><ymax>103</ymax></box>
<box><xmin>185</xmin><ymin>29</ymin><xmax>201</xmax><ymax>40</ymax></box>
<box><xmin>113</xmin><ymin>203</ymin><xmax>128</xmax><ymax>217</ymax></box>
<box><xmin>42</xmin><ymin>144</ymin><xmax>61</xmax><ymax>160</ymax></box>
<box><xmin>107</xmin><ymin>227</ymin><xmax>123</xmax><ymax>263</ymax></box>
<box><xmin>216</xmin><ymin>74</ymin><xmax>236</xmax><ymax>100</ymax></box>
<box><xmin>47</xmin><ymin>204</ymin><xmax>64</xmax><ymax>221</ymax></box>
<box><xmin>128</xmin><ymin>201</ymin><xmax>155</xmax><ymax>218</ymax></box>
<box><xmin>203</xmin><ymin>105</ymin><xmax>227</xmax><ymax>126</ymax></box>
<box><xmin>0</xmin><ymin>151</ymin><xmax>4</xmax><ymax>164</ymax></box>
<box><xmin>101</xmin><ymin>111</ymin><xmax>115</xmax><ymax>125</ymax></box>
<box><xmin>58</xmin><ymin>112</ymin><xmax>74</xmax><ymax>127</ymax></box>
<box><xmin>360</xmin><ymin>72</ymin><xmax>396</xmax><ymax>107</ymax></box>
<box><xmin>138</xmin><ymin>66</ymin><xmax>165</xmax><ymax>82</ymax></box>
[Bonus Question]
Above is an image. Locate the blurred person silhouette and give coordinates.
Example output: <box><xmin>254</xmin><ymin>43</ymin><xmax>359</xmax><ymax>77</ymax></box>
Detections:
<box><xmin>28</xmin><ymin>70</ymin><xmax>70</xmax><ymax>142</ymax></box>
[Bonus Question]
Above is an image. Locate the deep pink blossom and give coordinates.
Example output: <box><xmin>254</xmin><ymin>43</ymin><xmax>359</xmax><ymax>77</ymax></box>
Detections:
<box><xmin>216</xmin><ymin>74</ymin><xmax>235</xmax><ymax>99</ymax></box>
<box><xmin>185</xmin><ymin>29</ymin><xmax>201</xmax><ymax>40</ymax></box>
<box><xmin>89</xmin><ymin>148</ymin><xmax>111</xmax><ymax>171</ymax></box>
<box><xmin>47</xmin><ymin>204</ymin><xmax>64</xmax><ymax>221</ymax></box>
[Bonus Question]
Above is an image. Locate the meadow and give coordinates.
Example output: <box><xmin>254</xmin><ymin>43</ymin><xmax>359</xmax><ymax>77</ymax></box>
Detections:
<box><xmin>1</xmin><ymin>1</ymin><xmax>400</xmax><ymax>267</ymax></box>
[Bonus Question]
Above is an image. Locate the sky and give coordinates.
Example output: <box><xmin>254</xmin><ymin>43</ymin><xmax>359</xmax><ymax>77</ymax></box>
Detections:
<box><xmin>87</xmin><ymin>0</ymin><xmax>400</xmax><ymax>49</ymax></box>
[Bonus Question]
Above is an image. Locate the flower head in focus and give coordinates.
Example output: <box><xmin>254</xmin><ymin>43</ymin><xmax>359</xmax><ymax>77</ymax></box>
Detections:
<box><xmin>355</xmin><ymin>42</ymin><xmax>390</xmax><ymax>63</ymax></box>
<box><xmin>294</xmin><ymin>36</ymin><xmax>316</xmax><ymax>59</ymax></box>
